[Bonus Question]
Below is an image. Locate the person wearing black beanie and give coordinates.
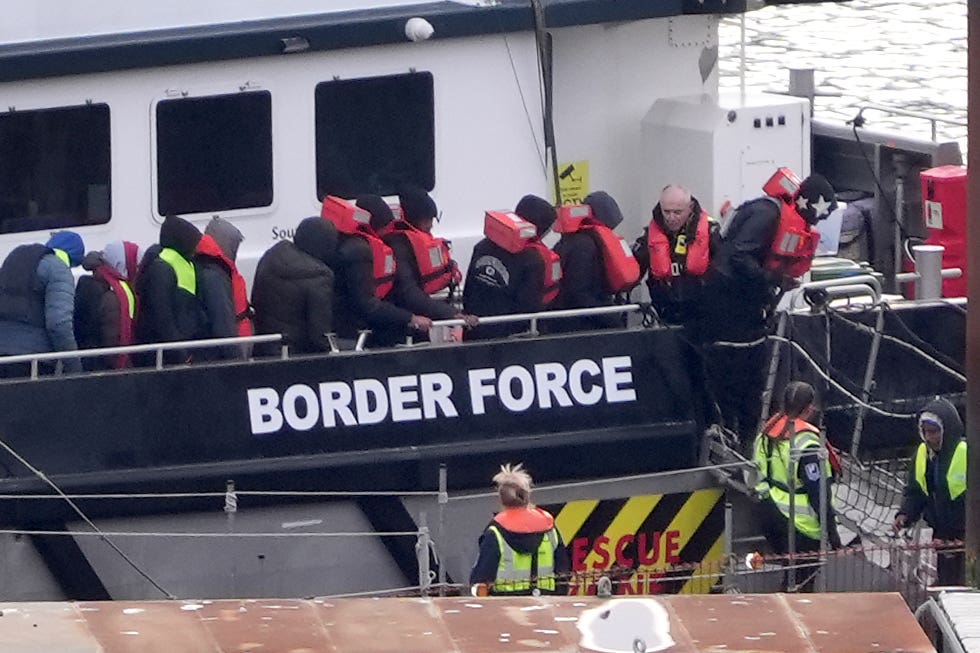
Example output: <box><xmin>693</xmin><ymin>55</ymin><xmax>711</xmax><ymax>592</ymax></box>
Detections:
<box><xmin>134</xmin><ymin>215</ymin><xmax>208</xmax><ymax>364</ymax></box>
<box><xmin>384</xmin><ymin>186</ymin><xmax>477</xmax><ymax>332</ymax></box>
<box><xmin>463</xmin><ymin>195</ymin><xmax>558</xmax><ymax>341</ymax></box>
<box><xmin>701</xmin><ymin>169</ymin><xmax>838</xmax><ymax>445</ymax></box>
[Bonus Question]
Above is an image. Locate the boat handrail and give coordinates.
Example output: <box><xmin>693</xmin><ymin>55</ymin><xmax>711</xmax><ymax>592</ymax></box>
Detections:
<box><xmin>0</xmin><ymin>334</ymin><xmax>283</xmax><ymax>377</ymax></box>
<box><xmin>783</xmin><ymin>274</ymin><xmax>883</xmax><ymax>311</ymax></box>
<box><xmin>0</xmin><ymin>304</ymin><xmax>645</xmax><ymax>376</ymax></box>
<box><xmin>859</xmin><ymin>102</ymin><xmax>967</xmax><ymax>142</ymax></box>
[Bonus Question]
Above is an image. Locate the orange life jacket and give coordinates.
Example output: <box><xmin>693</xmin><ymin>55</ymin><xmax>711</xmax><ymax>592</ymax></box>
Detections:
<box><xmin>648</xmin><ymin>209</ymin><xmax>711</xmax><ymax>280</ymax></box>
<box><xmin>196</xmin><ymin>235</ymin><xmax>254</xmax><ymax>337</ymax></box>
<box><xmin>322</xmin><ymin>196</ymin><xmax>397</xmax><ymax>299</ymax></box>
<box><xmin>555</xmin><ymin>204</ymin><xmax>640</xmax><ymax>293</ymax></box>
<box><xmin>765</xmin><ymin>198</ymin><xmax>820</xmax><ymax>279</ymax></box>
<box><xmin>526</xmin><ymin>240</ymin><xmax>562</xmax><ymax>305</ymax></box>
<box><xmin>761</xmin><ymin>413</ymin><xmax>842</xmax><ymax>478</ymax></box>
<box><xmin>493</xmin><ymin>506</ymin><xmax>555</xmax><ymax>533</ymax></box>
<box><xmin>387</xmin><ymin>220</ymin><xmax>456</xmax><ymax>295</ymax></box>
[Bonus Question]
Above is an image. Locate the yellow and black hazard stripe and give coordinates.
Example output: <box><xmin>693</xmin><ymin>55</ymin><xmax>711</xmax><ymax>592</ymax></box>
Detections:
<box><xmin>540</xmin><ymin>489</ymin><xmax>724</xmax><ymax>595</ymax></box>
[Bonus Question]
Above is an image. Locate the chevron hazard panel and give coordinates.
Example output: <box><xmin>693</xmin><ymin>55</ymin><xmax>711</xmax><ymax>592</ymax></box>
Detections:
<box><xmin>541</xmin><ymin>489</ymin><xmax>724</xmax><ymax>595</ymax></box>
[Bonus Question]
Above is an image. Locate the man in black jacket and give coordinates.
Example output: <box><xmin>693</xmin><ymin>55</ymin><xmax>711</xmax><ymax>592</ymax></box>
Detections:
<box><xmin>551</xmin><ymin>190</ymin><xmax>626</xmax><ymax>333</ymax></box>
<box><xmin>894</xmin><ymin>397</ymin><xmax>967</xmax><ymax>585</ymax></box>
<box><xmin>385</xmin><ymin>187</ymin><xmax>477</xmax><ymax>336</ymax></box>
<box><xmin>463</xmin><ymin>194</ymin><xmax>557</xmax><ymax>341</ymax></box>
<box><xmin>702</xmin><ymin>173</ymin><xmax>837</xmax><ymax>444</ymax></box>
<box><xmin>251</xmin><ymin>217</ymin><xmax>337</xmax><ymax>356</ymax></box>
<box><xmin>330</xmin><ymin>194</ymin><xmax>431</xmax><ymax>348</ymax></box>
<box><xmin>195</xmin><ymin>217</ymin><xmax>247</xmax><ymax>359</ymax></box>
<box><xmin>136</xmin><ymin>215</ymin><xmax>207</xmax><ymax>364</ymax></box>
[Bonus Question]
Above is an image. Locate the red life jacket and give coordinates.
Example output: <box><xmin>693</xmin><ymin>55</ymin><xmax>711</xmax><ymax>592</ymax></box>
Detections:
<box><xmin>93</xmin><ymin>265</ymin><xmax>136</xmax><ymax>368</ymax></box>
<box><xmin>484</xmin><ymin>210</ymin><xmax>562</xmax><ymax>305</ymax></box>
<box><xmin>387</xmin><ymin>220</ymin><xmax>456</xmax><ymax>294</ymax></box>
<box><xmin>526</xmin><ymin>240</ymin><xmax>562</xmax><ymax>305</ymax></box>
<box><xmin>648</xmin><ymin>209</ymin><xmax>711</xmax><ymax>280</ymax></box>
<box><xmin>195</xmin><ymin>235</ymin><xmax>254</xmax><ymax>337</ymax></box>
<box><xmin>765</xmin><ymin>198</ymin><xmax>820</xmax><ymax>278</ymax></box>
<box><xmin>555</xmin><ymin>204</ymin><xmax>640</xmax><ymax>293</ymax></box>
<box><xmin>322</xmin><ymin>196</ymin><xmax>396</xmax><ymax>298</ymax></box>
<box><xmin>493</xmin><ymin>506</ymin><xmax>555</xmax><ymax>533</ymax></box>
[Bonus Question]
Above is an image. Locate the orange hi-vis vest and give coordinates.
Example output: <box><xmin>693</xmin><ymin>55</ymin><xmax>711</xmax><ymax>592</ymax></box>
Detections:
<box><xmin>322</xmin><ymin>195</ymin><xmax>396</xmax><ymax>299</ymax></box>
<box><xmin>764</xmin><ymin>198</ymin><xmax>820</xmax><ymax>279</ymax></box>
<box><xmin>387</xmin><ymin>220</ymin><xmax>456</xmax><ymax>294</ymax></box>
<box><xmin>648</xmin><ymin>209</ymin><xmax>711</xmax><ymax>280</ymax></box>
<box><xmin>195</xmin><ymin>234</ymin><xmax>254</xmax><ymax>337</ymax></box>
<box><xmin>555</xmin><ymin>204</ymin><xmax>640</xmax><ymax>293</ymax></box>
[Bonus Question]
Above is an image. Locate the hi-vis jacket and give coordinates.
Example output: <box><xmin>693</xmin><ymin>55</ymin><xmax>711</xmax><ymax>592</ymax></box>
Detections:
<box><xmin>647</xmin><ymin>210</ymin><xmax>712</xmax><ymax>280</ymax></box>
<box><xmin>470</xmin><ymin>506</ymin><xmax>567</xmax><ymax>595</ymax></box>
<box><xmin>753</xmin><ymin>416</ymin><xmax>833</xmax><ymax>541</ymax></box>
<box><xmin>321</xmin><ymin>196</ymin><xmax>396</xmax><ymax>299</ymax></box>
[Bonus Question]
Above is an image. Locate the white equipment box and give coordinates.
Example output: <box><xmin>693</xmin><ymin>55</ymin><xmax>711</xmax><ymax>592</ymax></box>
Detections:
<box><xmin>640</xmin><ymin>93</ymin><xmax>810</xmax><ymax>222</ymax></box>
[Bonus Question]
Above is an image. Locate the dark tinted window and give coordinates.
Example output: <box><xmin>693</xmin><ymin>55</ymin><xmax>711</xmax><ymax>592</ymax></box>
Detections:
<box><xmin>0</xmin><ymin>104</ymin><xmax>111</xmax><ymax>235</ymax></box>
<box><xmin>315</xmin><ymin>72</ymin><xmax>434</xmax><ymax>198</ymax></box>
<box><xmin>156</xmin><ymin>91</ymin><xmax>273</xmax><ymax>215</ymax></box>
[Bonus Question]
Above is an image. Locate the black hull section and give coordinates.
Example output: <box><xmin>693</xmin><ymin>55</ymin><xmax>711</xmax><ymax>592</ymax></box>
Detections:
<box><xmin>0</xmin><ymin>327</ymin><xmax>707</xmax><ymax>520</ymax></box>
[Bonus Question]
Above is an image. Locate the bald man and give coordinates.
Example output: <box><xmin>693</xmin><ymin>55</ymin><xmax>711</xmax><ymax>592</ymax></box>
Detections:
<box><xmin>632</xmin><ymin>185</ymin><xmax>718</xmax><ymax>332</ymax></box>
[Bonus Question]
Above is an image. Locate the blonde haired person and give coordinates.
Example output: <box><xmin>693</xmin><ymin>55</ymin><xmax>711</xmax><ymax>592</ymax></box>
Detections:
<box><xmin>469</xmin><ymin>463</ymin><xmax>568</xmax><ymax>596</ymax></box>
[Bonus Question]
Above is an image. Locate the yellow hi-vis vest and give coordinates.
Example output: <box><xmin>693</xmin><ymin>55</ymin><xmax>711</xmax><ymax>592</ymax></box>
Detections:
<box><xmin>914</xmin><ymin>440</ymin><xmax>967</xmax><ymax>500</ymax></box>
<box><xmin>753</xmin><ymin>427</ymin><xmax>831</xmax><ymax>541</ymax></box>
<box><xmin>52</xmin><ymin>248</ymin><xmax>71</xmax><ymax>267</ymax></box>
<box><xmin>158</xmin><ymin>247</ymin><xmax>197</xmax><ymax>295</ymax></box>
<box><xmin>489</xmin><ymin>525</ymin><xmax>559</xmax><ymax>593</ymax></box>
<box><xmin>120</xmin><ymin>280</ymin><xmax>136</xmax><ymax>318</ymax></box>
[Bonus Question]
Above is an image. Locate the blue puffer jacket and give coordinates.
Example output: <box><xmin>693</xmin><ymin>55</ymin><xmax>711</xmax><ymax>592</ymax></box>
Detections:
<box><xmin>0</xmin><ymin>252</ymin><xmax>81</xmax><ymax>373</ymax></box>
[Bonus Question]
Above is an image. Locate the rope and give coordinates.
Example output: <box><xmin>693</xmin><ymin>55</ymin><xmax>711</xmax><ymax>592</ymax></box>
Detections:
<box><xmin>0</xmin><ymin>529</ymin><xmax>422</xmax><ymax>538</ymax></box>
<box><xmin>0</xmin><ymin>436</ymin><xmax>176</xmax><ymax>599</ymax></box>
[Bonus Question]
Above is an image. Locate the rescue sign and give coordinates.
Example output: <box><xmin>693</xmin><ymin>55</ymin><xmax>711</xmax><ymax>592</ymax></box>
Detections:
<box><xmin>541</xmin><ymin>489</ymin><xmax>724</xmax><ymax>595</ymax></box>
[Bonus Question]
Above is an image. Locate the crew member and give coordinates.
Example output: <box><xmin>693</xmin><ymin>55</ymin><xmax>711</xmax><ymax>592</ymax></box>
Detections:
<box><xmin>703</xmin><ymin>170</ymin><xmax>837</xmax><ymax>443</ymax></box>
<box><xmin>463</xmin><ymin>194</ymin><xmax>559</xmax><ymax>340</ymax></box>
<box><xmin>385</xmin><ymin>186</ymin><xmax>477</xmax><ymax>334</ymax></box>
<box><xmin>632</xmin><ymin>185</ymin><xmax>717</xmax><ymax>333</ymax></box>
<box><xmin>753</xmin><ymin>381</ymin><xmax>842</xmax><ymax>592</ymax></box>
<box><xmin>470</xmin><ymin>463</ymin><xmax>569</xmax><ymax>596</ymax></box>
<box><xmin>251</xmin><ymin>217</ymin><xmax>338</xmax><ymax>356</ymax></box>
<box><xmin>74</xmin><ymin>240</ymin><xmax>140</xmax><ymax>370</ymax></box>
<box><xmin>195</xmin><ymin>217</ymin><xmax>253</xmax><ymax>359</ymax></box>
<box><xmin>894</xmin><ymin>397</ymin><xmax>966</xmax><ymax>586</ymax></box>
<box><xmin>551</xmin><ymin>190</ymin><xmax>640</xmax><ymax>332</ymax></box>
<box><xmin>135</xmin><ymin>215</ymin><xmax>208</xmax><ymax>364</ymax></box>
<box><xmin>326</xmin><ymin>194</ymin><xmax>432</xmax><ymax>348</ymax></box>
<box><xmin>0</xmin><ymin>230</ymin><xmax>85</xmax><ymax>376</ymax></box>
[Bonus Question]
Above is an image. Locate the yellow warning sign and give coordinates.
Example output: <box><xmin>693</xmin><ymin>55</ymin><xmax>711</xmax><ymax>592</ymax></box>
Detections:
<box><xmin>541</xmin><ymin>489</ymin><xmax>724</xmax><ymax>596</ymax></box>
<box><xmin>557</xmin><ymin>160</ymin><xmax>590</xmax><ymax>205</ymax></box>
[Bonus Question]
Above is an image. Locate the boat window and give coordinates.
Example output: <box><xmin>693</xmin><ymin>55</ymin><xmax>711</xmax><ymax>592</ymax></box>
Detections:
<box><xmin>156</xmin><ymin>91</ymin><xmax>273</xmax><ymax>216</ymax></box>
<box><xmin>315</xmin><ymin>72</ymin><xmax>435</xmax><ymax>198</ymax></box>
<box><xmin>0</xmin><ymin>104</ymin><xmax>111</xmax><ymax>235</ymax></box>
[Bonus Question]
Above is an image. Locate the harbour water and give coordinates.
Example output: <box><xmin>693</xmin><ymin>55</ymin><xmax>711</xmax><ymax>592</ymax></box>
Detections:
<box><xmin>719</xmin><ymin>0</ymin><xmax>967</xmax><ymax>150</ymax></box>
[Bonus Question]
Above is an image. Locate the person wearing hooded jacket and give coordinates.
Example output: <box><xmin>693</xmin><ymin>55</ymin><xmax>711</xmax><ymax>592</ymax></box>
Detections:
<box><xmin>384</xmin><ymin>186</ymin><xmax>477</xmax><ymax>334</ymax></box>
<box><xmin>470</xmin><ymin>463</ymin><xmax>568</xmax><ymax>596</ymax></box>
<box><xmin>894</xmin><ymin>397</ymin><xmax>967</xmax><ymax>585</ymax></box>
<box><xmin>702</xmin><ymin>173</ymin><xmax>838</xmax><ymax>445</ymax></box>
<box><xmin>135</xmin><ymin>215</ymin><xmax>208</xmax><ymax>364</ymax></box>
<box><xmin>195</xmin><ymin>217</ymin><xmax>253</xmax><ymax>360</ymax></box>
<box><xmin>251</xmin><ymin>217</ymin><xmax>337</xmax><ymax>356</ymax></box>
<box><xmin>0</xmin><ymin>230</ymin><xmax>85</xmax><ymax>376</ymax></box>
<box><xmin>330</xmin><ymin>195</ymin><xmax>431</xmax><ymax>348</ymax></box>
<box><xmin>463</xmin><ymin>195</ymin><xmax>558</xmax><ymax>341</ymax></box>
<box><xmin>550</xmin><ymin>190</ymin><xmax>628</xmax><ymax>333</ymax></box>
<box><xmin>632</xmin><ymin>185</ymin><xmax>719</xmax><ymax>333</ymax></box>
<box><xmin>74</xmin><ymin>240</ymin><xmax>140</xmax><ymax>370</ymax></box>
